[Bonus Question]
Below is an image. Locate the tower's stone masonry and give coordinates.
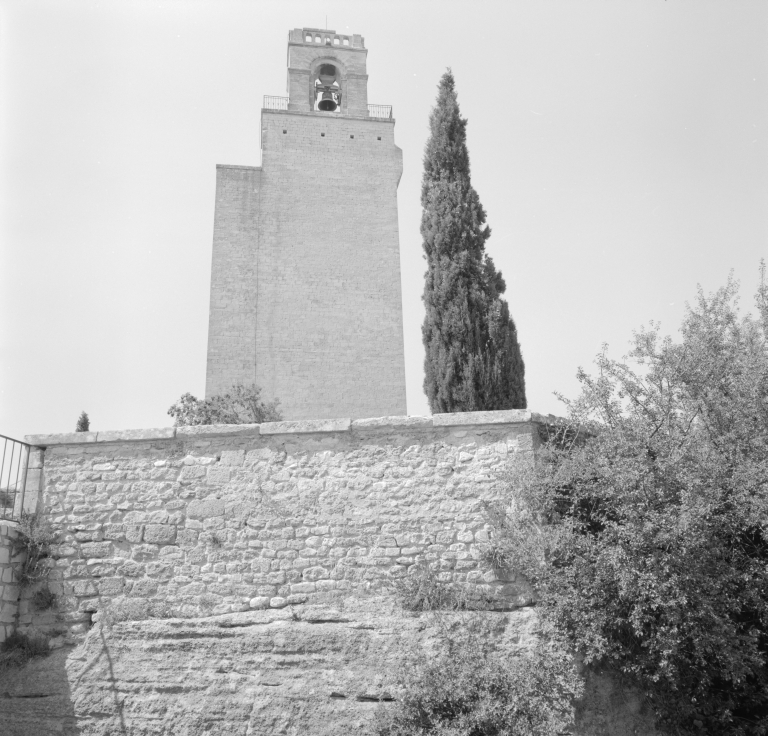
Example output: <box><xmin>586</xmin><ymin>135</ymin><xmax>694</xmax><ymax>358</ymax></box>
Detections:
<box><xmin>206</xmin><ymin>29</ymin><xmax>407</xmax><ymax>420</ymax></box>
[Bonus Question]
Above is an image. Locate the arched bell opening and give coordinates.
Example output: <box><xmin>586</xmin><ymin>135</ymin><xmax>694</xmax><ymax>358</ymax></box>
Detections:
<box><xmin>312</xmin><ymin>63</ymin><xmax>342</xmax><ymax>113</ymax></box>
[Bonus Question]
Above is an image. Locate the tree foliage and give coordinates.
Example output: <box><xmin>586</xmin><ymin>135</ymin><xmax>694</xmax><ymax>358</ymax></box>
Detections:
<box><xmin>490</xmin><ymin>270</ymin><xmax>768</xmax><ymax>735</ymax></box>
<box><xmin>167</xmin><ymin>383</ymin><xmax>281</xmax><ymax>426</ymax></box>
<box><xmin>75</xmin><ymin>411</ymin><xmax>89</xmax><ymax>432</ymax></box>
<box><xmin>421</xmin><ymin>70</ymin><xmax>525</xmax><ymax>413</ymax></box>
<box><xmin>376</xmin><ymin>615</ymin><xmax>582</xmax><ymax>736</ymax></box>
<box><xmin>377</xmin><ymin>614</ymin><xmax>584</xmax><ymax>736</ymax></box>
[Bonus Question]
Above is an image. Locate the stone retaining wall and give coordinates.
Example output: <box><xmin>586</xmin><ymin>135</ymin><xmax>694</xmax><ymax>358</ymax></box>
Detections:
<box><xmin>0</xmin><ymin>523</ymin><xmax>19</xmax><ymax>643</ymax></box>
<box><xmin>22</xmin><ymin>410</ymin><xmax>554</xmax><ymax>643</ymax></box>
<box><xmin>0</xmin><ymin>448</ymin><xmax>43</xmax><ymax>644</ymax></box>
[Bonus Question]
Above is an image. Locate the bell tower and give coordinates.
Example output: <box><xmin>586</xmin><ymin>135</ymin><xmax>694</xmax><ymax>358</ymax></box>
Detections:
<box><xmin>204</xmin><ymin>28</ymin><xmax>407</xmax><ymax>420</ymax></box>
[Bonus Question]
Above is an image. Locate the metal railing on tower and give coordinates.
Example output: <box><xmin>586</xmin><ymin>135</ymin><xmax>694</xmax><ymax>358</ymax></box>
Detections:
<box><xmin>367</xmin><ymin>104</ymin><xmax>392</xmax><ymax>119</ymax></box>
<box><xmin>263</xmin><ymin>96</ymin><xmax>289</xmax><ymax>110</ymax></box>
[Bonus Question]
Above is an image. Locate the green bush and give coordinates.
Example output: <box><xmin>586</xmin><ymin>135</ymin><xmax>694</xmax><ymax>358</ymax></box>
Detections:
<box><xmin>0</xmin><ymin>631</ymin><xmax>49</xmax><ymax>670</ymax></box>
<box><xmin>75</xmin><ymin>411</ymin><xmax>90</xmax><ymax>432</ymax></box>
<box><xmin>13</xmin><ymin>513</ymin><xmax>57</xmax><ymax>589</ymax></box>
<box><xmin>31</xmin><ymin>586</ymin><xmax>57</xmax><ymax>612</ymax></box>
<box><xmin>376</xmin><ymin>615</ymin><xmax>583</xmax><ymax>736</ymax></box>
<box><xmin>392</xmin><ymin>564</ymin><xmax>490</xmax><ymax>612</ymax></box>
<box><xmin>489</xmin><ymin>272</ymin><xmax>768</xmax><ymax>735</ymax></box>
<box><xmin>167</xmin><ymin>383</ymin><xmax>281</xmax><ymax>426</ymax></box>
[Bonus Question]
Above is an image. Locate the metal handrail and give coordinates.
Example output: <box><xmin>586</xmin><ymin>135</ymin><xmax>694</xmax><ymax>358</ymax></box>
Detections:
<box><xmin>263</xmin><ymin>95</ymin><xmax>289</xmax><ymax>110</ymax></box>
<box><xmin>0</xmin><ymin>434</ymin><xmax>32</xmax><ymax>522</ymax></box>
<box><xmin>368</xmin><ymin>104</ymin><xmax>392</xmax><ymax>119</ymax></box>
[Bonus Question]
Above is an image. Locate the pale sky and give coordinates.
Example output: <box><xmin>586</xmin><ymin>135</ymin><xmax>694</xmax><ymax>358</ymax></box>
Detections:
<box><xmin>1</xmin><ymin>1</ymin><xmax>766</xmax><ymax>440</ymax></box>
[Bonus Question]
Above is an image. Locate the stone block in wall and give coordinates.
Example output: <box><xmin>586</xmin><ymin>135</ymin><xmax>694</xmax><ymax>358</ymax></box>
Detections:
<box><xmin>144</xmin><ymin>525</ymin><xmax>177</xmax><ymax>544</ymax></box>
<box><xmin>125</xmin><ymin>525</ymin><xmax>144</xmax><ymax>543</ymax></box>
<box><xmin>179</xmin><ymin>465</ymin><xmax>206</xmax><ymax>481</ymax></box>
<box><xmin>97</xmin><ymin>428</ymin><xmax>175</xmax><ymax>443</ymax></box>
<box><xmin>104</xmin><ymin>524</ymin><xmax>125</xmax><ymax>541</ymax></box>
<box><xmin>97</xmin><ymin>578</ymin><xmax>125</xmax><ymax>596</ymax></box>
<box><xmin>131</xmin><ymin>545</ymin><xmax>159</xmax><ymax>561</ymax></box>
<box><xmin>25</xmin><ymin>431</ymin><xmax>97</xmax><ymax>446</ymax></box>
<box><xmin>219</xmin><ymin>450</ymin><xmax>245</xmax><ymax>466</ymax></box>
<box><xmin>146</xmin><ymin>562</ymin><xmax>174</xmax><ymax>580</ymax></box>
<box><xmin>80</xmin><ymin>542</ymin><xmax>113</xmax><ymax>558</ymax></box>
<box><xmin>260</xmin><ymin>418</ymin><xmax>351</xmax><ymax>435</ymax></box>
<box><xmin>291</xmin><ymin>583</ymin><xmax>316</xmax><ymax>594</ymax></box>
<box><xmin>187</xmin><ymin>499</ymin><xmax>225</xmax><ymax>519</ymax></box>
<box><xmin>176</xmin><ymin>424</ymin><xmax>260</xmax><ymax>439</ymax></box>
<box><xmin>109</xmin><ymin>597</ymin><xmax>150</xmax><ymax>621</ymax></box>
<box><xmin>177</xmin><ymin>529</ymin><xmax>199</xmax><ymax>547</ymax></box>
<box><xmin>129</xmin><ymin>580</ymin><xmax>159</xmax><ymax>598</ymax></box>
<box><xmin>0</xmin><ymin>602</ymin><xmax>17</xmax><ymax>624</ymax></box>
<box><xmin>432</xmin><ymin>410</ymin><xmax>532</xmax><ymax>426</ymax></box>
<box><xmin>71</xmin><ymin>580</ymin><xmax>98</xmax><ymax>597</ymax></box>
<box><xmin>206</xmin><ymin>467</ymin><xmax>231</xmax><ymax>484</ymax></box>
<box><xmin>158</xmin><ymin>547</ymin><xmax>183</xmax><ymax>564</ymax></box>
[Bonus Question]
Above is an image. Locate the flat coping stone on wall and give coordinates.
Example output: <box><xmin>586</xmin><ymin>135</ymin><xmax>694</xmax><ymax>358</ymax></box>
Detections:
<box><xmin>25</xmin><ymin>411</ymin><xmax>563</xmax><ymax>447</ymax></box>
<box><xmin>24</xmin><ymin>431</ymin><xmax>98</xmax><ymax>446</ymax></box>
<box><xmin>25</xmin><ymin>428</ymin><xmax>173</xmax><ymax>447</ymax></box>
<box><xmin>176</xmin><ymin>424</ymin><xmax>261</xmax><ymax>439</ymax></box>
<box><xmin>96</xmin><ymin>428</ymin><xmax>176</xmax><ymax>443</ymax></box>
<box><xmin>351</xmin><ymin>415</ymin><xmax>434</xmax><ymax>430</ymax></box>
<box><xmin>432</xmin><ymin>410</ymin><xmax>532</xmax><ymax>427</ymax></box>
<box><xmin>259</xmin><ymin>418</ymin><xmax>352</xmax><ymax>435</ymax></box>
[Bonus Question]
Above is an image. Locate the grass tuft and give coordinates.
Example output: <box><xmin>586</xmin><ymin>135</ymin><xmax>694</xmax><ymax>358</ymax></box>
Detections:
<box><xmin>31</xmin><ymin>586</ymin><xmax>57</xmax><ymax>612</ymax></box>
<box><xmin>392</xmin><ymin>564</ymin><xmax>491</xmax><ymax>612</ymax></box>
<box><xmin>0</xmin><ymin>631</ymin><xmax>49</xmax><ymax>670</ymax></box>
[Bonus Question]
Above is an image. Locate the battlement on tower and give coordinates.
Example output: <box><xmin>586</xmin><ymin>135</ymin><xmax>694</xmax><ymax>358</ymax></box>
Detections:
<box><xmin>288</xmin><ymin>28</ymin><xmax>366</xmax><ymax>49</ymax></box>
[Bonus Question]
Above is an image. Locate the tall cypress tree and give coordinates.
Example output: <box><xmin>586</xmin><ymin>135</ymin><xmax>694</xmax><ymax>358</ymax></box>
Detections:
<box><xmin>421</xmin><ymin>70</ymin><xmax>526</xmax><ymax>413</ymax></box>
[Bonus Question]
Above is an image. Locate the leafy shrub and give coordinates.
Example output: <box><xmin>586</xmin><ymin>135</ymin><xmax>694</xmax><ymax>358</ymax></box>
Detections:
<box><xmin>75</xmin><ymin>411</ymin><xmax>90</xmax><ymax>432</ymax></box>
<box><xmin>167</xmin><ymin>383</ymin><xmax>281</xmax><ymax>426</ymax></box>
<box><xmin>13</xmin><ymin>513</ymin><xmax>57</xmax><ymax>588</ymax></box>
<box><xmin>31</xmin><ymin>586</ymin><xmax>57</xmax><ymax>611</ymax></box>
<box><xmin>489</xmin><ymin>272</ymin><xmax>768</xmax><ymax>735</ymax></box>
<box><xmin>0</xmin><ymin>631</ymin><xmax>49</xmax><ymax>670</ymax></box>
<box><xmin>0</xmin><ymin>489</ymin><xmax>13</xmax><ymax>509</ymax></box>
<box><xmin>376</xmin><ymin>614</ymin><xmax>583</xmax><ymax>736</ymax></box>
<box><xmin>393</xmin><ymin>563</ymin><xmax>490</xmax><ymax>611</ymax></box>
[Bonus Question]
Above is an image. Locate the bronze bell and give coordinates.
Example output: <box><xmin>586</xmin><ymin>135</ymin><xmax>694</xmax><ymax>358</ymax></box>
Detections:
<box><xmin>318</xmin><ymin>91</ymin><xmax>337</xmax><ymax>112</ymax></box>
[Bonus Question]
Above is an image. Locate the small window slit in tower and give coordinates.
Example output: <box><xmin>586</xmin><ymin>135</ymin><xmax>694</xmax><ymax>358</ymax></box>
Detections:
<box><xmin>350</xmin><ymin>135</ymin><xmax>354</xmax><ymax>139</ymax></box>
<box><xmin>321</xmin><ymin>132</ymin><xmax>325</xmax><ymax>137</ymax></box>
<box><xmin>283</xmin><ymin>130</ymin><xmax>287</xmax><ymax>134</ymax></box>
<box><xmin>377</xmin><ymin>136</ymin><xmax>381</xmax><ymax>141</ymax></box>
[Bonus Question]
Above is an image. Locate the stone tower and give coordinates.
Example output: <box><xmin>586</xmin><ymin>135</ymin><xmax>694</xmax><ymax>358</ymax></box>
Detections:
<box><xmin>205</xmin><ymin>28</ymin><xmax>407</xmax><ymax>420</ymax></box>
